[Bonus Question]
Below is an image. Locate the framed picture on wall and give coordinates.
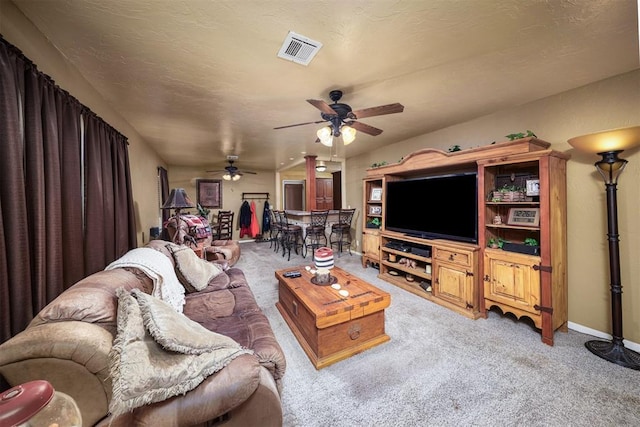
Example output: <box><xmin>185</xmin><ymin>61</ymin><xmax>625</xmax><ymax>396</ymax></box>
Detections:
<box><xmin>197</xmin><ymin>179</ymin><xmax>222</xmax><ymax>208</ymax></box>
<box><xmin>370</xmin><ymin>187</ymin><xmax>383</xmax><ymax>201</ymax></box>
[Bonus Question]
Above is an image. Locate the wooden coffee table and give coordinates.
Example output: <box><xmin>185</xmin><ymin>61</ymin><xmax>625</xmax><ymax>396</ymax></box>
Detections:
<box><xmin>275</xmin><ymin>266</ymin><xmax>391</xmax><ymax>369</ymax></box>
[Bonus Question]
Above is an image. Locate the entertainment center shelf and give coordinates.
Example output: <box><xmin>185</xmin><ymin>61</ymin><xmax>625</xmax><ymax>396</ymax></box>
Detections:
<box><xmin>363</xmin><ymin>137</ymin><xmax>569</xmax><ymax>345</ymax></box>
<box><xmin>379</xmin><ymin>231</ymin><xmax>481</xmax><ymax>320</ymax></box>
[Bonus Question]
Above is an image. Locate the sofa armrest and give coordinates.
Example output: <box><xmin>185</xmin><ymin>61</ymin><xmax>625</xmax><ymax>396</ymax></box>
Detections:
<box><xmin>0</xmin><ymin>321</ymin><xmax>114</xmax><ymax>426</ymax></box>
<box><xmin>97</xmin><ymin>354</ymin><xmax>264</xmax><ymax>427</ymax></box>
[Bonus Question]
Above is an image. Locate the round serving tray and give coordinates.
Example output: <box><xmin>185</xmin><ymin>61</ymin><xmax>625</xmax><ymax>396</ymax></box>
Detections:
<box><xmin>310</xmin><ymin>275</ymin><xmax>338</xmax><ymax>286</ymax></box>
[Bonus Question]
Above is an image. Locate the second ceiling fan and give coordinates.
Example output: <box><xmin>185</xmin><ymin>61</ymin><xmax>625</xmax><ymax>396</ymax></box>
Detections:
<box><xmin>274</xmin><ymin>90</ymin><xmax>404</xmax><ymax>145</ymax></box>
<box><xmin>206</xmin><ymin>156</ymin><xmax>256</xmax><ymax>181</ymax></box>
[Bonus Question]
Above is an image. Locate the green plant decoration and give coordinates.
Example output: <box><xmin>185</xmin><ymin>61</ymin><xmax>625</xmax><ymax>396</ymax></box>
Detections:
<box><xmin>524</xmin><ymin>237</ymin><xmax>538</xmax><ymax>246</ymax></box>
<box><xmin>488</xmin><ymin>237</ymin><xmax>505</xmax><ymax>249</ymax></box>
<box><xmin>506</xmin><ymin>130</ymin><xmax>537</xmax><ymax>141</ymax></box>
<box><xmin>371</xmin><ymin>161</ymin><xmax>388</xmax><ymax>168</ymax></box>
<box><xmin>197</xmin><ymin>203</ymin><xmax>210</xmax><ymax>219</ymax></box>
<box><xmin>448</xmin><ymin>144</ymin><xmax>461</xmax><ymax>152</ymax></box>
<box><xmin>366</xmin><ymin>217</ymin><xmax>381</xmax><ymax>228</ymax></box>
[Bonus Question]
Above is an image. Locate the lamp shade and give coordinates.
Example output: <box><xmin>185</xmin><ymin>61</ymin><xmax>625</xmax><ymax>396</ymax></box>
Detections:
<box><xmin>341</xmin><ymin>125</ymin><xmax>356</xmax><ymax>145</ymax></box>
<box><xmin>162</xmin><ymin>188</ymin><xmax>194</xmax><ymax>209</ymax></box>
<box><xmin>317</xmin><ymin>126</ymin><xmax>333</xmax><ymax>147</ymax></box>
<box><xmin>568</xmin><ymin>125</ymin><xmax>640</xmax><ymax>154</ymax></box>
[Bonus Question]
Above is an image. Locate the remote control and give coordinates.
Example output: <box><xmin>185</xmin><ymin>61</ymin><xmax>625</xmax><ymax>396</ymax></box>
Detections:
<box><xmin>283</xmin><ymin>271</ymin><xmax>301</xmax><ymax>278</ymax></box>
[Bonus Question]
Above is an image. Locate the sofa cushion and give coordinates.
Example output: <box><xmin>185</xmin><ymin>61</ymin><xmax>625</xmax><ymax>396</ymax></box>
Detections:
<box><xmin>29</xmin><ymin>268</ymin><xmax>153</xmax><ymax>334</ymax></box>
<box><xmin>183</xmin><ymin>288</ymin><xmax>236</xmax><ymax>321</ymax></box>
<box><xmin>109</xmin><ymin>288</ymin><xmax>253</xmax><ymax>418</ymax></box>
<box><xmin>169</xmin><ymin>245</ymin><xmax>223</xmax><ymax>292</ymax></box>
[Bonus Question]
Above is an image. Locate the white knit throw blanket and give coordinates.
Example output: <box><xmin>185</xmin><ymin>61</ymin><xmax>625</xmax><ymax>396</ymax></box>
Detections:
<box><xmin>105</xmin><ymin>248</ymin><xmax>186</xmax><ymax>312</ymax></box>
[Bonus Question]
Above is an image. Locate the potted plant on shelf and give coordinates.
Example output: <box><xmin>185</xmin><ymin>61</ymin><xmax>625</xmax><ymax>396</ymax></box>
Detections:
<box><xmin>497</xmin><ymin>184</ymin><xmax>526</xmax><ymax>202</ymax></box>
<box><xmin>488</xmin><ymin>237</ymin><xmax>505</xmax><ymax>249</ymax></box>
<box><xmin>366</xmin><ymin>217</ymin><xmax>381</xmax><ymax>229</ymax></box>
<box><xmin>502</xmin><ymin>237</ymin><xmax>540</xmax><ymax>255</ymax></box>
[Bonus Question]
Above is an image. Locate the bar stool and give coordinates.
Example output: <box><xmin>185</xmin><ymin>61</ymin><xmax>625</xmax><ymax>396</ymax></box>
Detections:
<box><xmin>269</xmin><ymin>209</ymin><xmax>282</xmax><ymax>252</ymax></box>
<box><xmin>303</xmin><ymin>209</ymin><xmax>329</xmax><ymax>256</ymax></box>
<box><xmin>279</xmin><ymin>210</ymin><xmax>305</xmax><ymax>261</ymax></box>
<box><xmin>329</xmin><ymin>208</ymin><xmax>356</xmax><ymax>257</ymax></box>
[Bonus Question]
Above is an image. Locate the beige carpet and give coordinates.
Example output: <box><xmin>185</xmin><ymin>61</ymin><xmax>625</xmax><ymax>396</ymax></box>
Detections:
<box><xmin>236</xmin><ymin>241</ymin><xmax>640</xmax><ymax>427</ymax></box>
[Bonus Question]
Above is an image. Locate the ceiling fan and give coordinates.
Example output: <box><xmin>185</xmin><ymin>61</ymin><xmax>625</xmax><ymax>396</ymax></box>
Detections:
<box><xmin>274</xmin><ymin>90</ymin><xmax>404</xmax><ymax>145</ymax></box>
<box><xmin>206</xmin><ymin>156</ymin><xmax>257</xmax><ymax>181</ymax></box>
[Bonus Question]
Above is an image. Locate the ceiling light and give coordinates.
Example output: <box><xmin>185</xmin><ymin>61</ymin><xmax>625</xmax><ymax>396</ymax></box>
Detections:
<box><xmin>317</xmin><ymin>126</ymin><xmax>333</xmax><ymax>147</ymax></box>
<box><xmin>317</xmin><ymin>123</ymin><xmax>357</xmax><ymax>146</ymax></box>
<box><xmin>232</xmin><ymin>174</ymin><xmax>241</xmax><ymax>181</ymax></box>
<box><xmin>342</xmin><ymin>125</ymin><xmax>356</xmax><ymax>145</ymax></box>
<box><xmin>316</xmin><ymin>161</ymin><xmax>327</xmax><ymax>172</ymax></box>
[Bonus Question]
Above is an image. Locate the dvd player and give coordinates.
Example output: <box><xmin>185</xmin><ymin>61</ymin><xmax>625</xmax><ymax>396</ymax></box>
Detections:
<box><xmin>384</xmin><ymin>241</ymin><xmax>411</xmax><ymax>252</ymax></box>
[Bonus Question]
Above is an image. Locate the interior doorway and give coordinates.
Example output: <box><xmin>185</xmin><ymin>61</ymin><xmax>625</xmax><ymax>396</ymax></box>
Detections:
<box><xmin>283</xmin><ymin>180</ymin><xmax>305</xmax><ymax>210</ymax></box>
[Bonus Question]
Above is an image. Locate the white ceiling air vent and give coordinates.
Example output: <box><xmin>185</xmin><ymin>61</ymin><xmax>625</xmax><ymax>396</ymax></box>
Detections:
<box><xmin>277</xmin><ymin>31</ymin><xmax>322</xmax><ymax>66</ymax></box>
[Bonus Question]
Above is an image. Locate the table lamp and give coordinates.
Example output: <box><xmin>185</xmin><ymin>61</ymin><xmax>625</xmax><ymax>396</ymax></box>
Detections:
<box><xmin>568</xmin><ymin>125</ymin><xmax>640</xmax><ymax>370</ymax></box>
<box><xmin>162</xmin><ymin>188</ymin><xmax>195</xmax><ymax>244</ymax></box>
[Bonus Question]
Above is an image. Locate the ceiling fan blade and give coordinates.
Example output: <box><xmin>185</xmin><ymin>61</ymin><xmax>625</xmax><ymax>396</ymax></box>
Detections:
<box><xmin>349</xmin><ymin>121</ymin><xmax>383</xmax><ymax>136</ymax></box>
<box><xmin>307</xmin><ymin>99</ymin><xmax>338</xmax><ymax>115</ymax></box>
<box><xmin>239</xmin><ymin>170</ymin><xmax>257</xmax><ymax>175</ymax></box>
<box><xmin>205</xmin><ymin>169</ymin><xmax>226</xmax><ymax>173</ymax></box>
<box><xmin>274</xmin><ymin>120</ymin><xmax>326</xmax><ymax>130</ymax></box>
<box><xmin>351</xmin><ymin>103</ymin><xmax>404</xmax><ymax>119</ymax></box>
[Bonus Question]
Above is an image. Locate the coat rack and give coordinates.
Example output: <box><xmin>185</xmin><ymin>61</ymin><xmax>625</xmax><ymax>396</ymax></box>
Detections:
<box><xmin>242</xmin><ymin>192</ymin><xmax>269</xmax><ymax>200</ymax></box>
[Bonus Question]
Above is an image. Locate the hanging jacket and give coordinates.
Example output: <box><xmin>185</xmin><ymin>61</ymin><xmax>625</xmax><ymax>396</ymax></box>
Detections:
<box><xmin>239</xmin><ymin>201</ymin><xmax>252</xmax><ymax>237</ymax></box>
<box><xmin>250</xmin><ymin>200</ymin><xmax>260</xmax><ymax>238</ymax></box>
<box><xmin>262</xmin><ymin>201</ymin><xmax>271</xmax><ymax>233</ymax></box>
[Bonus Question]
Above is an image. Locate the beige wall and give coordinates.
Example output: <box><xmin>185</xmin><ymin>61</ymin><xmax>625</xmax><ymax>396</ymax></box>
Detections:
<box><xmin>1</xmin><ymin>1</ymin><xmax>165</xmax><ymax>246</ymax></box>
<box><xmin>347</xmin><ymin>69</ymin><xmax>640</xmax><ymax>344</ymax></box>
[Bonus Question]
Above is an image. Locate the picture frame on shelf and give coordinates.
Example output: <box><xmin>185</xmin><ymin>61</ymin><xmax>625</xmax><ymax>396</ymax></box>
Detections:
<box><xmin>526</xmin><ymin>179</ymin><xmax>540</xmax><ymax>196</ymax></box>
<box><xmin>369</xmin><ymin>205</ymin><xmax>382</xmax><ymax>215</ymax></box>
<box><xmin>370</xmin><ymin>187</ymin><xmax>383</xmax><ymax>201</ymax></box>
<box><xmin>196</xmin><ymin>179</ymin><xmax>223</xmax><ymax>208</ymax></box>
<box><xmin>507</xmin><ymin>207</ymin><xmax>540</xmax><ymax>227</ymax></box>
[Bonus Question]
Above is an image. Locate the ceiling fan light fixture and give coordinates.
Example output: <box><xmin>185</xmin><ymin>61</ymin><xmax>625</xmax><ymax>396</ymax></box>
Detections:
<box><xmin>317</xmin><ymin>126</ymin><xmax>333</xmax><ymax>146</ymax></box>
<box><xmin>232</xmin><ymin>174</ymin><xmax>241</xmax><ymax>181</ymax></box>
<box><xmin>222</xmin><ymin>173</ymin><xmax>232</xmax><ymax>181</ymax></box>
<box><xmin>341</xmin><ymin>125</ymin><xmax>356</xmax><ymax>145</ymax></box>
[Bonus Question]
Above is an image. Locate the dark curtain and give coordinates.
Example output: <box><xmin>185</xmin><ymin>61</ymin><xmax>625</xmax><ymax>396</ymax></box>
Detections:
<box><xmin>84</xmin><ymin>111</ymin><xmax>136</xmax><ymax>275</ymax></box>
<box><xmin>0</xmin><ymin>35</ymin><xmax>135</xmax><ymax>343</ymax></box>
<box><xmin>0</xmin><ymin>38</ymin><xmax>30</xmax><ymax>341</ymax></box>
<box><xmin>158</xmin><ymin>166</ymin><xmax>169</xmax><ymax>224</ymax></box>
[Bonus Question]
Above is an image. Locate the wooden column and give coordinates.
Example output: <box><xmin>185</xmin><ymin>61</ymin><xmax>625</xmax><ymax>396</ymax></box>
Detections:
<box><xmin>305</xmin><ymin>155</ymin><xmax>317</xmax><ymax>211</ymax></box>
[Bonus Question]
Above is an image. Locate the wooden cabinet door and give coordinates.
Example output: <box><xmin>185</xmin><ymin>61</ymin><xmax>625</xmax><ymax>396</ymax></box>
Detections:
<box><xmin>362</xmin><ymin>230</ymin><xmax>380</xmax><ymax>262</ymax></box>
<box><xmin>434</xmin><ymin>262</ymin><xmax>472</xmax><ymax>309</ymax></box>
<box><xmin>484</xmin><ymin>251</ymin><xmax>540</xmax><ymax>314</ymax></box>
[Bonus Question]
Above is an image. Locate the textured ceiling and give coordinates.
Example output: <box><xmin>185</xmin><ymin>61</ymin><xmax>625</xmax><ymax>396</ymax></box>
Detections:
<box><xmin>11</xmin><ymin>0</ymin><xmax>640</xmax><ymax>174</ymax></box>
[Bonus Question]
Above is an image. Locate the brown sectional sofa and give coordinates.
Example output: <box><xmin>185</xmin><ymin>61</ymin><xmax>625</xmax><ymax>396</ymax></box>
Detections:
<box><xmin>0</xmin><ymin>240</ymin><xmax>286</xmax><ymax>426</ymax></box>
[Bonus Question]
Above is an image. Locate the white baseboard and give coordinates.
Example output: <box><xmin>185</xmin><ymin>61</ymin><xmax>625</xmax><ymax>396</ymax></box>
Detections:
<box><xmin>567</xmin><ymin>321</ymin><xmax>640</xmax><ymax>352</ymax></box>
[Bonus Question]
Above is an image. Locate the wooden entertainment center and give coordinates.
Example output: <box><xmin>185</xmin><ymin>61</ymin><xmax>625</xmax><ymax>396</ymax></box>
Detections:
<box><xmin>362</xmin><ymin>137</ymin><xmax>569</xmax><ymax>345</ymax></box>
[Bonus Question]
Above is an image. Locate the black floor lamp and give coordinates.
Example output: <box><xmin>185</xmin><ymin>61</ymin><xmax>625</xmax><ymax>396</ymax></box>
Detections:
<box><xmin>568</xmin><ymin>125</ymin><xmax>640</xmax><ymax>370</ymax></box>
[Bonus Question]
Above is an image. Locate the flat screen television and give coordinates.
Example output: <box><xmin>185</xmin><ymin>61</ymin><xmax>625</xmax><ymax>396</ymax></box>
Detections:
<box><xmin>385</xmin><ymin>172</ymin><xmax>478</xmax><ymax>243</ymax></box>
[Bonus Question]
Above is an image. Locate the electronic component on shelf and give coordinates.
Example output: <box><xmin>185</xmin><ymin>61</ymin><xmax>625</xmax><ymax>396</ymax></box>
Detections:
<box><xmin>411</xmin><ymin>247</ymin><xmax>431</xmax><ymax>258</ymax></box>
<box><xmin>384</xmin><ymin>241</ymin><xmax>411</xmax><ymax>252</ymax></box>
